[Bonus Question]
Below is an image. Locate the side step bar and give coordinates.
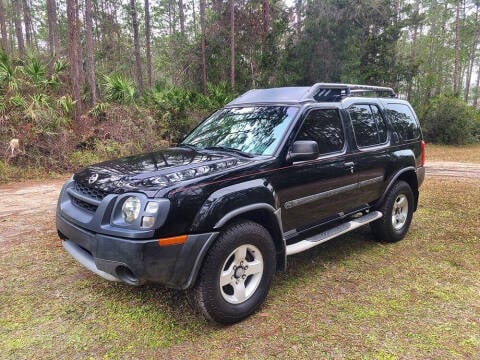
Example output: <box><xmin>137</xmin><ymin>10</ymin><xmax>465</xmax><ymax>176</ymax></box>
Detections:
<box><xmin>286</xmin><ymin>211</ymin><xmax>383</xmax><ymax>256</ymax></box>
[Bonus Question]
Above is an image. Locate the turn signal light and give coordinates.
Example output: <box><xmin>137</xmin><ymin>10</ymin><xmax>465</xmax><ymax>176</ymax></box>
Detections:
<box><xmin>157</xmin><ymin>235</ymin><xmax>188</xmax><ymax>246</ymax></box>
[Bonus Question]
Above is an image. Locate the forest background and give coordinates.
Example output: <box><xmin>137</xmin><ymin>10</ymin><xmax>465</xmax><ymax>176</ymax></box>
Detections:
<box><xmin>0</xmin><ymin>0</ymin><xmax>479</xmax><ymax>181</ymax></box>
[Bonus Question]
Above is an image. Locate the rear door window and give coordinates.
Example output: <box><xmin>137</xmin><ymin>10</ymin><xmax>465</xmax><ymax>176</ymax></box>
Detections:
<box><xmin>386</xmin><ymin>103</ymin><xmax>420</xmax><ymax>141</ymax></box>
<box><xmin>348</xmin><ymin>105</ymin><xmax>388</xmax><ymax>147</ymax></box>
<box><xmin>295</xmin><ymin>109</ymin><xmax>345</xmax><ymax>155</ymax></box>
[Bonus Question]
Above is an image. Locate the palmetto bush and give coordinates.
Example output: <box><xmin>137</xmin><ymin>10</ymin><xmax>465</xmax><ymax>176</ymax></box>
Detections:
<box><xmin>0</xmin><ymin>50</ymin><xmax>17</xmax><ymax>92</ymax></box>
<box><xmin>0</xmin><ymin>50</ymin><xmax>236</xmax><ymax>180</ymax></box>
<box><xmin>103</xmin><ymin>74</ymin><xmax>136</xmax><ymax>103</ymax></box>
<box><xmin>21</xmin><ymin>53</ymin><xmax>47</xmax><ymax>87</ymax></box>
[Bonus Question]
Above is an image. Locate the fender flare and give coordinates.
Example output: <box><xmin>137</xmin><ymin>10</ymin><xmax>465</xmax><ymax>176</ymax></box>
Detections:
<box><xmin>375</xmin><ymin>166</ymin><xmax>418</xmax><ymax>208</ymax></box>
<box><xmin>214</xmin><ymin>203</ymin><xmax>277</xmax><ymax>229</ymax></box>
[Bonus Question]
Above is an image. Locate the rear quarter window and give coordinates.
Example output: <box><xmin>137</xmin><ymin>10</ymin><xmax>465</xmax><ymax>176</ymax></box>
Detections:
<box><xmin>386</xmin><ymin>103</ymin><xmax>420</xmax><ymax>141</ymax></box>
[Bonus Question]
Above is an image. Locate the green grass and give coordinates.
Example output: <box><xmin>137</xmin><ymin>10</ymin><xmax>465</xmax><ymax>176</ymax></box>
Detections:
<box><xmin>0</xmin><ymin>160</ymin><xmax>64</xmax><ymax>184</ymax></box>
<box><xmin>1</xmin><ymin>177</ymin><xmax>479</xmax><ymax>359</ymax></box>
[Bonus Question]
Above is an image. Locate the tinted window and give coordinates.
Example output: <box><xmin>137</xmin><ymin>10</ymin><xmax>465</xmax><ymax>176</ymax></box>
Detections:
<box><xmin>348</xmin><ymin>105</ymin><xmax>388</xmax><ymax>147</ymax></box>
<box><xmin>371</xmin><ymin>105</ymin><xmax>388</xmax><ymax>143</ymax></box>
<box><xmin>295</xmin><ymin>109</ymin><xmax>345</xmax><ymax>155</ymax></box>
<box><xmin>386</xmin><ymin>103</ymin><xmax>420</xmax><ymax>140</ymax></box>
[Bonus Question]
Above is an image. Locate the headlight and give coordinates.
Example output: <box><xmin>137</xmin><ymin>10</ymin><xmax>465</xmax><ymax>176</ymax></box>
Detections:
<box><xmin>122</xmin><ymin>196</ymin><xmax>141</xmax><ymax>223</ymax></box>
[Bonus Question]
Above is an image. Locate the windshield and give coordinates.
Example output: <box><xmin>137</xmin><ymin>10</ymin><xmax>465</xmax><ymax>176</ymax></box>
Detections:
<box><xmin>182</xmin><ymin>106</ymin><xmax>298</xmax><ymax>156</ymax></box>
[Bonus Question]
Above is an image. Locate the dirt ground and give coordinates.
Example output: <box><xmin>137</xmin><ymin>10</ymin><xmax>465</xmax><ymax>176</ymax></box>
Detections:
<box><xmin>426</xmin><ymin>161</ymin><xmax>480</xmax><ymax>179</ymax></box>
<box><xmin>0</xmin><ymin>179</ymin><xmax>67</xmax><ymax>252</ymax></box>
<box><xmin>0</xmin><ymin>161</ymin><xmax>478</xmax><ymax>251</ymax></box>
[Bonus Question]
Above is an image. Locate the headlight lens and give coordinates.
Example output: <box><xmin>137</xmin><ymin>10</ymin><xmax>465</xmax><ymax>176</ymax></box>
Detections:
<box><xmin>145</xmin><ymin>201</ymin><xmax>159</xmax><ymax>214</ymax></box>
<box><xmin>122</xmin><ymin>196</ymin><xmax>141</xmax><ymax>223</ymax></box>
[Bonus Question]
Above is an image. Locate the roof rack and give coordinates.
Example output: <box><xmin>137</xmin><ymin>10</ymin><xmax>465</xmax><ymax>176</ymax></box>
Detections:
<box><xmin>303</xmin><ymin>83</ymin><xmax>397</xmax><ymax>102</ymax></box>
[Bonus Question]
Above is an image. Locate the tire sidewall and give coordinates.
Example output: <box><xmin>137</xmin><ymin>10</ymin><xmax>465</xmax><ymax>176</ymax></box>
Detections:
<box><xmin>196</xmin><ymin>221</ymin><xmax>276</xmax><ymax>324</ymax></box>
<box><xmin>384</xmin><ymin>181</ymin><xmax>414</xmax><ymax>241</ymax></box>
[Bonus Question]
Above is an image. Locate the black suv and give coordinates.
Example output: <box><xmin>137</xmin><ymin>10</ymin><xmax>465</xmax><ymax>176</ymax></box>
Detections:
<box><xmin>57</xmin><ymin>83</ymin><xmax>425</xmax><ymax>324</ymax></box>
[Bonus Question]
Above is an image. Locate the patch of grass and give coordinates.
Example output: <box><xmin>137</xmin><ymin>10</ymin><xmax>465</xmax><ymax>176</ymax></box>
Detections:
<box><xmin>0</xmin><ymin>160</ymin><xmax>63</xmax><ymax>184</ymax></box>
<box><xmin>1</xmin><ymin>178</ymin><xmax>479</xmax><ymax>358</ymax></box>
<box><xmin>427</xmin><ymin>143</ymin><xmax>480</xmax><ymax>163</ymax></box>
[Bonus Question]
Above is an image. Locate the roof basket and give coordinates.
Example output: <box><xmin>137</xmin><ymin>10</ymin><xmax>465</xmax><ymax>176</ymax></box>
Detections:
<box><xmin>305</xmin><ymin>83</ymin><xmax>397</xmax><ymax>102</ymax></box>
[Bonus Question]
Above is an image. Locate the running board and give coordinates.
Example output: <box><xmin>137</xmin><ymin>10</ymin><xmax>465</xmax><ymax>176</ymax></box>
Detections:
<box><xmin>286</xmin><ymin>211</ymin><xmax>383</xmax><ymax>256</ymax></box>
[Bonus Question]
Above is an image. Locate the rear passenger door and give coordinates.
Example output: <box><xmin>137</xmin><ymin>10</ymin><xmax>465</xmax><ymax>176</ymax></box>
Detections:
<box><xmin>346</xmin><ymin>103</ymin><xmax>390</xmax><ymax>205</ymax></box>
<box><xmin>276</xmin><ymin>108</ymin><xmax>362</xmax><ymax>232</ymax></box>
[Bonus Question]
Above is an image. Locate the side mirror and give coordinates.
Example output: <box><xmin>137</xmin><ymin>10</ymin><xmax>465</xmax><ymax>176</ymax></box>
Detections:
<box><xmin>289</xmin><ymin>140</ymin><xmax>319</xmax><ymax>162</ymax></box>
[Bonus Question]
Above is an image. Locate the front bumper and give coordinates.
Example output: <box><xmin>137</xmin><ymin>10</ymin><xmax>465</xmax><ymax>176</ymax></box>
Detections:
<box><xmin>57</xmin><ymin>214</ymin><xmax>218</xmax><ymax>289</ymax></box>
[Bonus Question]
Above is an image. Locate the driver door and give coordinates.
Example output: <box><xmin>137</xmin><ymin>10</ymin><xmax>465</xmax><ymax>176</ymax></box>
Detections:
<box><xmin>274</xmin><ymin>108</ymin><xmax>360</xmax><ymax>232</ymax></box>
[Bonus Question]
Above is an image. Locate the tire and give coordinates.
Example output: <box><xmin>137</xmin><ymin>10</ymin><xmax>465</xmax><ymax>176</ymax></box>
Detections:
<box><xmin>189</xmin><ymin>220</ymin><xmax>276</xmax><ymax>324</ymax></box>
<box><xmin>371</xmin><ymin>180</ymin><xmax>414</xmax><ymax>242</ymax></box>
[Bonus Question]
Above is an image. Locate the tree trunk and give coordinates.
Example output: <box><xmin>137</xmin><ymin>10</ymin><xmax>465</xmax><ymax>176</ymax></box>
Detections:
<box><xmin>407</xmin><ymin>0</ymin><xmax>420</xmax><ymax>101</ymax></box>
<box><xmin>230</xmin><ymin>0</ymin><xmax>235</xmax><ymax>92</ymax></box>
<box><xmin>453</xmin><ymin>0</ymin><xmax>460</xmax><ymax>93</ymax></box>
<box><xmin>7</xmin><ymin>6</ymin><xmax>14</xmax><ymax>54</ymax></box>
<box><xmin>464</xmin><ymin>2</ymin><xmax>479</xmax><ymax>102</ymax></box>
<box><xmin>85</xmin><ymin>0</ymin><xmax>97</xmax><ymax>104</ymax></box>
<box><xmin>473</xmin><ymin>61</ymin><xmax>480</xmax><ymax>107</ymax></box>
<box><xmin>262</xmin><ymin>0</ymin><xmax>270</xmax><ymax>37</ymax></box>
<box><xmin>145</xmin><ymin>0</ymin><xmax>152</xmax><ymax>88</ymax></box>
<box><xmin>192</xmin><ymin>0</ymin><xmax>197</xmax><ymax>37</ymax></box>
<box><xmin>179</xmin><ymin>0</ymin><xmax>185</xmax><ymax>36</ymax></box>
<box><xmin>167</xmin><ymin>0</ymin><xmax>172</xmax><ymax>35</ymax></box>
<box><xmin>47</xmin><ymin>0</ymin><xmax>60</xmax><ymax>56</ymax></box>
<box><xmin>67</xmin><ymin>0</ymin><xmax>82</xmax><ymax>118</ymax></box>
<box><xmin>130</xmin><ymin>0</ymin><xmax>144</xmax><ymax>95</ymax></box>
<box><xmin>200</xmin><ymin>0</ymin><xmax>207</xmax><ymax>94</ymax></box>
<box><xmin>22</xmin><ymin>0</ymin><xmax>32</xmax><ymax>47</ymax></box>
<box><xmin>295</xmin><ymin>0</ymin><xmax>302</xmax><ymax>36</ymax></box>
<box><xmin>0</xmin><ymin>0</ymin><xmax>7</xmax><ymax>52</ymax></box>
<box><xmin>12</xmin><ymin>0</ymin><xmax>24</xmax><ymax>57</ymax></box>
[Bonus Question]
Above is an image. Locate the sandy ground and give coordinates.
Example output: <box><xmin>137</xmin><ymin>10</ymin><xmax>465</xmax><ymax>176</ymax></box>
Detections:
<box><xmin>0</xmin><ymin>162</ymin><xmax>478</xmax><ymax>248</ymax></box>
<box><xmin>425</xmin><ymin>161</ymin><xmax>480</xmax><ymax>179</ymax></box>
<box><xmin>0</xmin><ymin>179</ymin><xmax>67</xmax><ymax>251</ymax></box>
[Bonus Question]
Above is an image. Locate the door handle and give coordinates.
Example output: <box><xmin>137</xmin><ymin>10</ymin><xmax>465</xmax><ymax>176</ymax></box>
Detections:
<box><xmin>344</xmin><ymin>162</ymin><xmax>355</xmax><ymax>173</ymax></box>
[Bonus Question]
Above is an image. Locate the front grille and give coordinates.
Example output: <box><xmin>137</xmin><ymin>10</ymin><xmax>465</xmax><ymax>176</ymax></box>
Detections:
<box><xmin>69</xmin><ymin>181</ymin><xmax>109</xmax><ymax>213</ymax></box>
<box><xmin>74</xmin><ymin>181</ymin><xmax>108</xmax><ymax>201</ymax></box>
<box><xmin>71</xmin><ymin>196</ymin><xmax>98</xmax><ymax>213</ymax></box>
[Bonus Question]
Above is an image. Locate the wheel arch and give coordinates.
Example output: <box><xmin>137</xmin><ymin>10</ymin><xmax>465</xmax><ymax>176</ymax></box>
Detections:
<box><xmin>377</xmin><ymin>167</ymin><xmax>419</xmax><ymax>211</ymax></box>
<box><xmin>214</xmin><ymin>206</ymin><xmax>286</xmax><ymax>272</ymax></box>
<box><xmin>189</xmin><ymin>179</ymin><xmax>286</xmax><ymax>273</ymax></box>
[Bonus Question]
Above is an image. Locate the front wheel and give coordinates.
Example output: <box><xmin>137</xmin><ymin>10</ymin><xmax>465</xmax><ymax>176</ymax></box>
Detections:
<box><xmin>189</xmin><ymin>220</ymin><xmax>276</xmax><ymax>324</ymax></box>
<box><xmin>371</xmin><ymin>180</ymin><xmax>414</xmax><ymax>242</ymax></box>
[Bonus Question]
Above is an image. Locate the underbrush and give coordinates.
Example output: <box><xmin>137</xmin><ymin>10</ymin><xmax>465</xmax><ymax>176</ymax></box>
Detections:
<box><xmin>0</xmin><ymin>51</ymin><xmax>233</xmax><ymax>183</ymax></box>
<box><xmin>1</xmin><ymin>104</ymin><xmax>176</xmax><ymax>182</ymax></box>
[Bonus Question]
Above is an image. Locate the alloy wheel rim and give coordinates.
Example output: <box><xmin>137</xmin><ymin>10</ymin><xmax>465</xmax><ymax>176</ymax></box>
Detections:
<box><xmin>391</xmin><ymin>194</ymin><xmax>408</xmax><ymax>230</ymax></box>
<box><xmin>219</xmin><ymin>244</ymin><xmax>264</xmax><ymax>304</ymax></box>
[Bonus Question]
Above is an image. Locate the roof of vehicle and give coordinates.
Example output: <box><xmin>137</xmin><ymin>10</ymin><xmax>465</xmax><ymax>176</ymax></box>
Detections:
<box><xmin>227</xmin><ymin>83</ymin><xmax>397</xmax><ymax>106</ymax></box>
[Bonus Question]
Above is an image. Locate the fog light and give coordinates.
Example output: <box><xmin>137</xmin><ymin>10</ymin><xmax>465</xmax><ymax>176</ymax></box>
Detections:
<box><xmin>141</xmin><ymin>216</ymin><xmax>156</xmax><ymax>228</ymax></box>
<box><xmin>145</xmin><ymin>201</ymin><xmax>159</xmax><ymax>214</ymax></box>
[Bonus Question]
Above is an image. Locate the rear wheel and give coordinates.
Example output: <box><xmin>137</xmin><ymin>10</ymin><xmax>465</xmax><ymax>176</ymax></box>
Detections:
<box><xmin>189</xmin><ymin>220</ymin><xmax>276</xmax><ymax>324</ymax></box>
<box><xmin>371</xmin><ymin>180</ymin><xmax>414</xmax><ymax>242</ymax></box>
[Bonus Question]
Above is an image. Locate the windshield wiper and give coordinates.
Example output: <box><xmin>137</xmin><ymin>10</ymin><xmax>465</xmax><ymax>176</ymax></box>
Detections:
<box><xmin>204</xmin><ymin>146</ymin><xmax>254</xmax><ymax>158</ymax></box>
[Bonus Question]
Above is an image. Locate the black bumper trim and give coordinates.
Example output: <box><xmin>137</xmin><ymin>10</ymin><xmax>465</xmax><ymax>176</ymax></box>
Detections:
<box><xmin>57</xmin><ymin>214</ymin><xmax>218</xmax><ymax>289</ymax></box>
<box><xmin>62</xmin><ymin>240</ymin><xmax>120</xmax><ymax>282</ymax></box>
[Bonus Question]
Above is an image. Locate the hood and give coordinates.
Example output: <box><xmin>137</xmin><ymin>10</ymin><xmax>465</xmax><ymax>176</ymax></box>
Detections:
<box><xmin>74</xmin><ymin>147</ymin><xmax>250</xmax><ymax>194</ymax></box>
